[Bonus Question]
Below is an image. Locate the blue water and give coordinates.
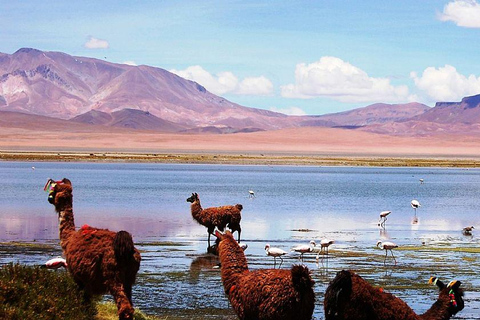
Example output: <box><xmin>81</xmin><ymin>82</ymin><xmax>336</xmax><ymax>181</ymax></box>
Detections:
<box><xmin>1</xmin><ymin>162</ymin><xmax>479</xmax><ymax>319</ymax></box>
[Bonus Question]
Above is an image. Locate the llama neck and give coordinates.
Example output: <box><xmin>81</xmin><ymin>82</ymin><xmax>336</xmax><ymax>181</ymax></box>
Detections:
<box><xmin>58</xmin><ymin>208</ymin><xmax>75</xmax><ymax>248</ymax></box>
<box><xmin>190</xmin><ymin>201</ymin><xmax>204</xmax><ymax>222</ymax></box>
<box><xmin>219</xmin><ymin>238</ymin><xmax>249</xmax><ymax>294</ymax></box>
<box><xmin>420</xmin><ymin>298</ymin><xmax>453</xmax><ymax>320</ymax></box>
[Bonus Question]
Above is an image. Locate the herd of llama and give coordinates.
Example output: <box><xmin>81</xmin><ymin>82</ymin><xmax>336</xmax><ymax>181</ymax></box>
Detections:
<box><xmin>44</xmin><ymin>178</ymin><xmax>465</xmax><ymax>320</ymax></box>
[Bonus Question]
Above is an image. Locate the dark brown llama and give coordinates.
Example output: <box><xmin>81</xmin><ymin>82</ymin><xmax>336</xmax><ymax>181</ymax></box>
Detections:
<box><xmin>324</xmin><ymin>270</ymin><xmax>464</xmax><ymax>320</ymax></box>
<box><xmin>47</xmin><ymin>178</ymin><xmax>141</xmax><ymax>320</ymax></box>
<box><xmin>187</xmin><ymin>192</ymin><xmax>242</xmax><ymax>247</ymax></box>
<box><xmin>216</xmin><ymin>230</ymin><xmax>315</xmax><ymax>320</ymax></box>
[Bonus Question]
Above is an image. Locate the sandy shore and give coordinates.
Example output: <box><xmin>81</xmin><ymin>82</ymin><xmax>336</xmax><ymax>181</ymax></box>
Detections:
<box><xmin>2</xmin><ymin>124</ymin><xmax>480</xmax><ymax>167</ymax></box>
<box><xmin>2</xmin><ymin>150</ymin><xmax>480</xmax><ymax>167</ymax></box>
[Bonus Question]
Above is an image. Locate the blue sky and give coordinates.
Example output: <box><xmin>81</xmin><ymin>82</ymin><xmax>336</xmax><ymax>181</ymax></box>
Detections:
<box><xmin>1</xmin><ymin>0</ymin><xmax>480</xmax><ymax>115</ymax></box>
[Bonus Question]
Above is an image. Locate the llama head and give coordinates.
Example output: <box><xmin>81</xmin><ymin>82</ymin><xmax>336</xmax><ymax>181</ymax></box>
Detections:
<box><xmin>429</xmin><ymin>277</ymin><xmax>464</xmax><ymax>315</ymax></box>
<box><xmin>47</xmin><ymin>178</ymin><xmax>73</xmax><ymax>212</ymax></box>
<box><xmin>186</xmin><ymin>192</ymin><xmax>199</xmax><ymax>203</ymax></box>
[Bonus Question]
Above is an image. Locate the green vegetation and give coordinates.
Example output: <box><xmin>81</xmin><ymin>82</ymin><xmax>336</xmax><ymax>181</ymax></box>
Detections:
<box><xmin>0</xmin><ymin>263</ymin><xmax>96</xmax><ymax>320</ymax></box>
<box><xmin>0</xmin><ymin>264</ymin><xmax>158</xmax><ymax>320</ymax></box>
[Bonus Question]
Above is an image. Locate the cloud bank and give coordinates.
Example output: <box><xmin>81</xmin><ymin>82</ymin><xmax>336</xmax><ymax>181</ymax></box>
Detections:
<box><xmin>280</xmin><ymin>57</ymin><xmax>410</xmax><ymax>103</ymax></box>
<box><xmin>84</xmin><ymin>36</ymin><xmax>109</xmax><ymax>49</ymax></box>
<box><xmin>170</xmin><ymin>66</ymin><xmax>273</xmax><ymax>96</ymax></box>
<box><xmin>411</xmin><ymin>65</ymin><xmax>480</xmax><ymax>101</ymax></box>
<box><xmin>439</xmin><ymin>0</ymin><xmax>480</xmax><ymax>28</ymax></box>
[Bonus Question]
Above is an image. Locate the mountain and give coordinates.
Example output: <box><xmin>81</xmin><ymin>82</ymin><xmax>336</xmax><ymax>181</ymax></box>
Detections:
<box><xmin>358</xmin><ymin>94</ymin><xmax>480</xmax><ymax>136</ymax></box>
<box><xmin>71</xmin><ymin>109</ymin><xmax>188</xmax><ymax>132</ymax></box>
<box><xmin>299</xmin><ymin>102</ymin><xmax>430</xmax><ymax>128</ymax></box>
<box><xmin>3</xmin><ymin>48</ymin><xmax>480</xmax><ymax>137</ymax></box>
<box><xmin>0</xmin><ymin>48</ymin><xmax>298</xmax><ymax>131</ymax></box>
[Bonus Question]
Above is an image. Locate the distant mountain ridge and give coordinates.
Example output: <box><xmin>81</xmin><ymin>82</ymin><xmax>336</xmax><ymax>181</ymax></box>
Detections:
<box><xmin>1</xmin><ymin>48</ymin><xmax>480</xmax><ymax>136</ymax></box>
<box><xmin>0</xmin><ymin>48</ymin><xmax>296</xmax><ymax>131</ymax></box>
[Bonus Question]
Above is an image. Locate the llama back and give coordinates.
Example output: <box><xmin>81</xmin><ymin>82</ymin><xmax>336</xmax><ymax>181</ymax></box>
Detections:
<box><xmin>325</xmin><ymin>270</ymin><xmax>417</xmax><ymax>320</ymax></box>
<box><xmin>204</xmin><ymin>205</ymin><xmax>241</xmax><ymax>230</ymax></box>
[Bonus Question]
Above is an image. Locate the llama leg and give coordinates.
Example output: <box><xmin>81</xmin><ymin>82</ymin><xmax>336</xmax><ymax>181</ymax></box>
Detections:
<box><xmin>237</xmin><ymin>227</ymin><xmax>241</xmax><ymax>243</ymax></box>
<box><xmin>109</xmin><ymin>282</ymin><xmax>134</xmax><ymax>320</ymax></box>
<box><xmin>124</xmin><ymin>283</ymin><xmax>133</xmax><ymax>304</ymax></box>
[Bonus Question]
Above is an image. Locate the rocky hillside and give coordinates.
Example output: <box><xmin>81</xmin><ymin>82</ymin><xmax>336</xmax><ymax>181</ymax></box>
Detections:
<box><xmin>0</xmin><ymin>48</ymin><xmax>297</xmax><ymax>131</ymax></box>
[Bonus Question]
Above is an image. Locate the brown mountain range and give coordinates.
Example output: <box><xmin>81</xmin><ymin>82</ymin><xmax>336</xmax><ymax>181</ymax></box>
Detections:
<box><xmin>1</xmin><ymin>48</ymin><xmax>480</xmax><ymax>158</ymax></box>
<box><xmin>1</xmin><ymin>47</ymin><xmax>441</xmax><ymax>134</ymax></box>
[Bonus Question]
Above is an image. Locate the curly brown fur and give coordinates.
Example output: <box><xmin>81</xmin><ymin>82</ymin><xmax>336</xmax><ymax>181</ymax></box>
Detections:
<box><xmin>217</xmin><ymin>231</ymin><xmax>315</xmax><ymax>320</ymax></box>
<box><xmin>49</xmin><ymin>178</ymin><xmax>141</xmax><ymax>320</ymax></box>
<box><xmin>187</xmin><ymin>193</ymin><xmax>242</xmax><ymax>247</ymax></box>
<box><xmin>324</xmin><ymin>270</ymin><xmax>464</xmax><ymax>320</ymax></box>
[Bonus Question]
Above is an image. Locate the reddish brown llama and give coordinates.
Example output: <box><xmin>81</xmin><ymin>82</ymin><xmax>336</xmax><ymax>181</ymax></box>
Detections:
<box><xmin>216</xmin><ymin>231</ymin><xmax>315</xmax><ymax>320</ymax></box>
<box><xmin>324</xmin><ymin>270</ymin><xmax>464</xmax><ymax>320</ymax></box>
<box><xmin>187</xmin><ymin>192</ymin><xmax>242</xmax><ymax>248</ymax></box>
<box><xmin>47</xmin><ymin>178</ymin><xmax>141</xmax><ymax>320</ymax></box>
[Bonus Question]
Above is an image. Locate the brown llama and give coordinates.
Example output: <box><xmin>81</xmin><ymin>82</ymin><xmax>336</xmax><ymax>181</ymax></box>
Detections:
<box><xmin>187</xmin><ymin>192</ymin><xmax>242</xmax><ymax>248</ymax></box>
<box><xmin>216</xmin><ymin>230</ymin><xmax>315</xmax><ymax>320</ymax></box>
<box><xmin>47</xmin><ymin>178</ymin><xmax>141</xmax><ymax>320</ymax></box>
<box><xmin>324</xmin><ymin>270</ymin><xmax>464</xmax><ymax>320</ymax></box>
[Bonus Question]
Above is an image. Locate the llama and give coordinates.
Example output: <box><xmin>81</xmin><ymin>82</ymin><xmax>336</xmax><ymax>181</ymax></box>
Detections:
<box><xmin>186</xmin><ymin>192</ymin><xmax>242</xmax><ymax>248</ymax></box>
<box><xmin>216</xmin><ymin>230</ymin><xmax>315</xmax><ymax>320</ymax></box>
<box><xmin>47</xmin><ymin>178</ymin><xmax>141</xmax><ymax>320</ymax></box>
<box><xmin>324</xmin><ymin>270</ymin><xmax>464</xmax><ymax>320</ymax></box>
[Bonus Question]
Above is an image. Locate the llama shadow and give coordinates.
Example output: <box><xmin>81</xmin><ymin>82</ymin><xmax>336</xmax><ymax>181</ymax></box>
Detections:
<box><xmin>189</xmin><ymin>253</ymin><xmax>220</xmax><ymax>283</ymax></box>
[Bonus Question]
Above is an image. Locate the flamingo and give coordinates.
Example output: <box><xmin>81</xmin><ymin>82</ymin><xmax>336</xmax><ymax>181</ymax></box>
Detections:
<box><xmin>248</xmin><ymin>190</ymin><xmax>255</xmax><ymax>198</ymax></box>
<box><xmin>320</xmin><ymin>239</ymin><xmax>334</xmax><ymax>255</ymax></box>
<box><xmin>411</xmin><ymin>199</ymin><xmax>421</xmax><ymax>224</ymax></box>
<box><xmin>42</xmin><ymin>257</ymin><xmax>68</xmax><ymax>269</ymax></box>
<box><xmin>378</xmin><ymin>210</ymin><xmax>391</xmax><ymax>228</ymax></box>
<box><xmin>376</xmin><ymin>240</ymin><xmax>398</xmax><ymax>265</ymax></box>
<box><xmin>265</xmin><ymin>244</ymin><xmax>288</xmax><ymax>268</ymax></box>
<box><xmin>312</xmin><ymin>239</ymin><xmax>335</xmax><ymax>260</ymax></box>
<box><xmin>292</xmin><ymin>240</ymin><xmax>316</xmax><ymax>261</ymax></box>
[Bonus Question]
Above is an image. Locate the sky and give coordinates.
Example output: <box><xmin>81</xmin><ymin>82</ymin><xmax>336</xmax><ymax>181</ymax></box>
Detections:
<box><xmin>1</xmin><ymin>0</ymin><xmax>480</xmax><ymax>116</ymax></box>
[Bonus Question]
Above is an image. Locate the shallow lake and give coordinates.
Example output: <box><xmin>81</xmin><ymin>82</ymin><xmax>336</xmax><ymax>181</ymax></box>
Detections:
<box><xmin>1</xmin><ymin>162</ymin><xmax>479</xmax><ymax>319</ymax></box>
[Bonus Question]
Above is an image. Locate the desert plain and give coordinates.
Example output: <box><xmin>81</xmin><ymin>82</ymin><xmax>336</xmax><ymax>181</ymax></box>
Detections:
<box><xmin>1</xmin><ymin>114</ymin><xmax>480</xmax><ymax>167</ymax></box>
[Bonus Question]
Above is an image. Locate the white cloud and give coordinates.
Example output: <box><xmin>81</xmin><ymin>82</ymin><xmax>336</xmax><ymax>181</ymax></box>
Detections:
<box><xmin>280</xmin><ymin>56</ymin><xmax>410</xmax><ymax>103</ymax></box>
<box><xmin>170</xmin><ymin>66</ymin><xmax>273</xmax><ymax>96</ymax></box>
<box><xmin>237</xmin><ymin>76</ymin><xmax>273</xmax><ymax>95</ymax></box>
<box><xmin>269</xmin><ymin>106</ymin><xmax>307</xmax><ymax>116</ymax></box>
<box><xmin>411</xmin><ymin>65</ymin><xmax>480</xmax><ymax>101</ymax></box>
<box><xmin>123</xmin><ymin>61</ymin><xmax>137</xmax><ymax>66</ymax></box>
<box><xmin>84</xmin><ymin>36</ymin><xmax>109</xmax><ymax>49</ymax></box>
<box><xmin>439</xmin><ymin>0</ymin><xmax>480</xmax><ymax>28</ymax></box>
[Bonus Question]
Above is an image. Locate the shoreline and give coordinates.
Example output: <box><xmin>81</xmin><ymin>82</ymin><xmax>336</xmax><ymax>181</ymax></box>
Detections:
<box><xmin>2</xmin><ymin>150</ymin><xmax>480</xmax><ymax>167</ymax></box>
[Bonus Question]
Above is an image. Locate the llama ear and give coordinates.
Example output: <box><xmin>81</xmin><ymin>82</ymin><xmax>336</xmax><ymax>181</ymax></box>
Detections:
<box><xmin>62</xmin><ymin>178</ymin><xmax>72</xmax><ymax>186</ymax></box>
<box><xmin>214</xmin><ymin>230</ymin><xmax>223</xmax><ymax>239</ymax></box>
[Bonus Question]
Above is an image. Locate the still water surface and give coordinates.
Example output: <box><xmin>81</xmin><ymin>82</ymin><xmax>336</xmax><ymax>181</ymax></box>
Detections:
<box><xmin>1</xmin><ymin>162</ymin><xmax>479</xmax><ymax>319</ymax></box>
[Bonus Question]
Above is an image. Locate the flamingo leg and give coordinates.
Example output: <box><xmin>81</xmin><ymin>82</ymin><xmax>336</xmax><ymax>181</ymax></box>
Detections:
<box><xmin>273</xmin><ymin>257</ymin><xmax>277</xmax><ymax>269</ymax></box>
<box><xmin>384</xmin><ymin>250</ymin><xmax>388</xmax><ymax>266</ymax></box>
<box><xmin>390</xmin><ymin>249</ymin><xmax>397</xmax><ymax>265</ymax></box>
<box><xmin>279</xmin><ymin>256</ymin><xmax>284</xmax><ymax>268</ymax></box>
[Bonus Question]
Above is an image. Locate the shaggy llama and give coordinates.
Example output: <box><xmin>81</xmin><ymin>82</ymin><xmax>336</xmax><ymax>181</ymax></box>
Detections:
<box><xmin>187</xmin><ymin>192</ymin><xmax>242</xmax><ymax>247</ymax></box>
<box><xmin>47</xmin><ymin>178</ymin><xmax>141</xmax><ymax>320</ymax></box>
<box><xmin>324</xmin><ymin>270</ymin><xmax>464</xmax><ymax>320</ymax></box>
<box><xmin>216</xmin><ymin>230</ymin><xmax>315</xmax><ymax>320</ymax></box>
